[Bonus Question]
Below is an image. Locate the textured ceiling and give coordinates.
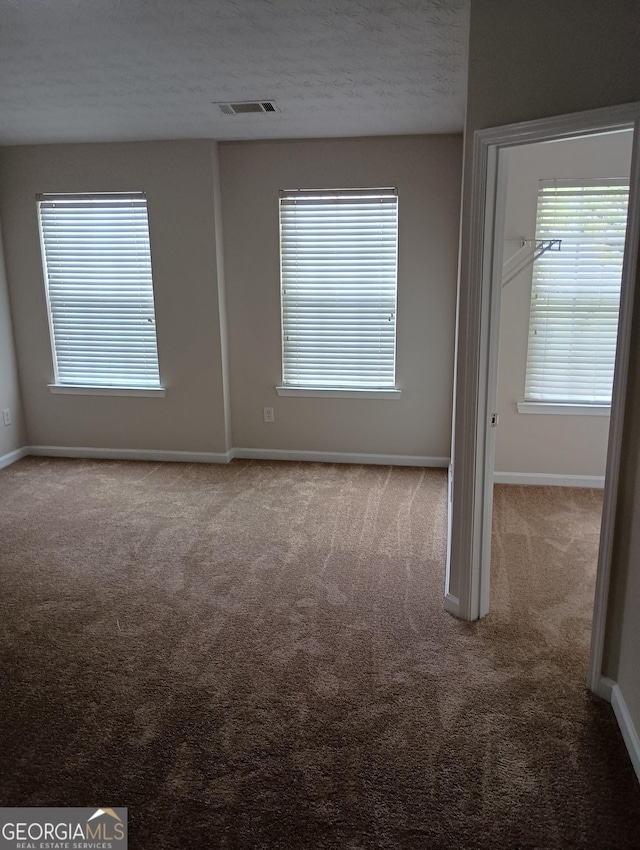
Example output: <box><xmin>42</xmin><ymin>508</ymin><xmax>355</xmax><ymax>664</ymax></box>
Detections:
<box><xmin>0</xmin><ymin>0</ymin><xmax>469</xmax><ymax>145</ymax></box>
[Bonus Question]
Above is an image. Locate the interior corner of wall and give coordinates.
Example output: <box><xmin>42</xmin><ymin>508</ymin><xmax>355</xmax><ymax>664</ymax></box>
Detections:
<box><xmin>209</xmin><ymin>138</ymin><xmax>233</xmax><ymax>452</ymax></box>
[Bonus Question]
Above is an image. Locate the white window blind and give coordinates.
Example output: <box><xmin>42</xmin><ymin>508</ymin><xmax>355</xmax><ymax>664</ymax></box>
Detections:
<box><xmin>280</xmin><ymin>188</ymin><xmax>398</xmax><ymax>389</ymax></box>
<box><xmin>524</xmin><ymin>179</ymin><xmax>629</xmax><ymax>404</ymax></box>
<box><xmin>38</xmin><ymin>193</ymin><xmax>161</xmax><ymax>389</ymax></box>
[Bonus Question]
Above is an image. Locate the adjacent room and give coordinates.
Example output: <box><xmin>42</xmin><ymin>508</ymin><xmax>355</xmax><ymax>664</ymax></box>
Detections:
<box><xmin>491</xmin><ymin>130</ymin><xmax>633</xmax><ymax>684</ymax></box>
<box><xmin>1</xmin><ymin>2</ymin><xmax>639</xmax><ymax>848</ymax></box>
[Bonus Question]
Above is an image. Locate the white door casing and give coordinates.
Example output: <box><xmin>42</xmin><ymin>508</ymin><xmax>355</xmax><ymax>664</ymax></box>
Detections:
<box><xmin>447</xmin><ymin>102</ymin><xmax>640</xmax><ymax>696</ymax></box>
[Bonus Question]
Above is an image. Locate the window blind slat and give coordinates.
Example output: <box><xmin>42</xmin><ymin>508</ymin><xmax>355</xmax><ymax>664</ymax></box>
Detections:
<box><xmin>524</xmin><ymin>181</ymin><xmax>629</xmax><ymax>405</ymax></box>
<box><xmin>39</xmin><ymin>193</ymin><xmax>161</xmax><ymax>389</ymax></box>
<box><xmin>280</xmin><ymin>190</ymin><xmax>398</xmax><ymax>389</ymax></box>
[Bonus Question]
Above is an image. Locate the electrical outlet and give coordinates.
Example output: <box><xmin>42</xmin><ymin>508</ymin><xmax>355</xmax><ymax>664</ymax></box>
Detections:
<box><xmin>263</xmin><ymin>407</ymin><xmax>274</xmax><ymax>423</ymax></box>
<box><xmin>2</xmin><ymin>408</ymin><xmax>10</xmax><ymax>426</ymax></box>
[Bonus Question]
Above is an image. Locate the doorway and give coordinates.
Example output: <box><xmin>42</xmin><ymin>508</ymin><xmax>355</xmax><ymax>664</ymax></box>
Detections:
<box><xmin>447</xmin><ymin>103</ymin><xmax>640</xmax><ymax>696</ymax></box>
<box><xmin>490</xmin><ymin>131</ymin><xmax>633</xmax><ymax>673</ymax></box>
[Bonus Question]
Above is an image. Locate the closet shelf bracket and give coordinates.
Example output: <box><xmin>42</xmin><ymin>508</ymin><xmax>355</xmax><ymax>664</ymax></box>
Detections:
<box><xmin>502</xmin><ymin>239</ymin><xmax>561</xmax><ymax>288</ymax></box>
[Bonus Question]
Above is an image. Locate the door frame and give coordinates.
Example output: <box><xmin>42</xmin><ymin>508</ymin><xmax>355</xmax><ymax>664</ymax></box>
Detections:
<box><xmin>449</xmin><ymin>102</ymin><xmax>640</xmax><ymax>696</ymax></box>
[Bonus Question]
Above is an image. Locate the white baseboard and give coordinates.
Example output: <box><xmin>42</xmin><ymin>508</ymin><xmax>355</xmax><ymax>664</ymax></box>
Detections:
<box><xmin>494</xmin><ymin>471</ymin><xmax>605</xmax><ymax>488</ymax></box>
<box><xmin>18</xmin><ymin>446</ymin><xmax>449</xmax><ymax>469</ymax></box>
<box><xmin>28</xmin><ymin>445</ymin><xmax>233</xmax><ymax>464</ymax></box>
<box><xmin>0</xmin><ymin>446</ymin><xmax>29</xmax><ymax>470</ymax></box>
<box><xmin>444</xmin><ymin>592</ymin><xmax>460</xmax><ymax>617</ymax></box>
<box><xmin>232</xmin><ymin>447</ymin><xmax>449</xmax><ymax>467</ymax></box>
<box><xmin>611</xmin><ymin>683</ymin><xmax>640</xmax><ymax>785</ymax></box>
<box><xmin>596</xmin><ymin>676</ymin><xmax>616</xmax><ymax>702</ymax></box>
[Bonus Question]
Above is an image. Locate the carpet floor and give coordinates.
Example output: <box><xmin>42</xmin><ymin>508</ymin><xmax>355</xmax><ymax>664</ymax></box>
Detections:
<box><xmin>0</xmin><ymin>458</ymin><xmax>638</xmax><ymax>849</ymax></box>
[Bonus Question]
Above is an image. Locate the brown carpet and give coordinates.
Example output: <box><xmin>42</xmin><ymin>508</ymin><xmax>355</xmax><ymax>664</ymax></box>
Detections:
<box><xmin>0</xmin><ymin>458</ymin><xmax>638</xmax><ymax>849</ymax></box>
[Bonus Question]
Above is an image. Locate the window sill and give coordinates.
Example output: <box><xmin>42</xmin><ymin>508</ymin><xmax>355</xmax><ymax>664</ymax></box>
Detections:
<box><xmin>49</xmin><ymin>384</ymin><xmax>166</xmax><ymax>398</ymax></box>
<box><xmin>276</xmin><ymin>386</ymin><xmax>401</xmax><ymax>399</ymax></box>
<box><xmin>517</xmin><ymin>401</ymin><xmax>610</xmax><ymax>416</ymax></box>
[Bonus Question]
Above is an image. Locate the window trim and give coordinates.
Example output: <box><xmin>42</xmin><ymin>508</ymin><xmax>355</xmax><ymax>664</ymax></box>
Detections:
<box><xmin>48</xmin><ymin>384</ymin><xmax>166</xmax><ymax>398</ymax></box>
<box><xmin>37</xmin><ymin>191</ymin><xmax>163</xmax><ymax>393</ymax></box>
<box><xmin>516</xmin><ymin>400</ymin><xmax>609</xmax><ymax>416</ymax></box>
<box><xmin>276</xmin><ymin>386</ymin><xmax>401</xmax><ymax>399</ymax></box>
<box><xmin>279</xmin><ymin>186</ymin><xmax>399</xmax><ymax>392</ymax></box>
<box><xmin>523</xmin><ymin>178</ymin><xmax>629</xmax><ymax>406</ymax></box>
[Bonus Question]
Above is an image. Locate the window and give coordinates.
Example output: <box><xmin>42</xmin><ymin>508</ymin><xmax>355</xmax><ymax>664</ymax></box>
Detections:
<box><xmin>524</xmin><ymin>179</ymin><xmax>629</xmax><ymax>407</ymax></box>
<box><xmin>38</xmin><ymin>192</ymin><xmax>162</xmax><ymax>393</ymax></box>
<box><xmin>279</xmin><ymin>187</ymin><xmax>398</xmax><ymax>394</ymax></box>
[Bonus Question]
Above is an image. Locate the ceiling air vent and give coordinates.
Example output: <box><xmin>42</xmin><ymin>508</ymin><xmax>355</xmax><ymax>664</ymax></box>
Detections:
<box><xmin>215</xmin><ymin>100</ymin><xmax>278</xmax><ymax>116</ymax></box>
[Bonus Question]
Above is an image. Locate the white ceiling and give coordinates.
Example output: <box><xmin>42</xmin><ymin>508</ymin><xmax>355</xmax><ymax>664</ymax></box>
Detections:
<box><xmin>0</xmin><ymin>0</ymin><xmax>469</xmax><ymax>145</ymax></box>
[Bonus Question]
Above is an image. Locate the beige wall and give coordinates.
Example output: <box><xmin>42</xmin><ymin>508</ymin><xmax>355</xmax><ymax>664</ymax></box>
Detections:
<box><xmin>0</xmin><ymin>135</ymin><xmax>461</xmax><ymax>462</ymax></box>
<box><xmin>0</xmin><ymin>141</ymin><xmax>229</xmax><ymax>454</ymax></box>
<box><xmin>495</xmin><ymin>132</ymin><xmax>633</xmax><ymax>477</ymax></box>
<box><xmin>454</xmin><ymin>0</ymin><xmax>640</xmax><ymax>730</ymax></box>
<box><xmin>0</xmin><ymin>218</ymin><xmax>26</xmax><ymax>458</ymax></box>
<box><xmin>465</xmin><ymin>0</ymin><xmax>640</xmax><ymax>134</ymax></box>
<box><xmin>211</xmin><ymin>142</ymin><xmax>232</xmax><ymax>453</ymax></box>
<box><xmin>219</xmin><ymin>135</ymin><xmax>462</xmax><ymax>458</ymax></box>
